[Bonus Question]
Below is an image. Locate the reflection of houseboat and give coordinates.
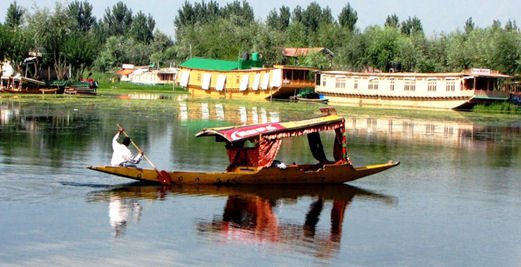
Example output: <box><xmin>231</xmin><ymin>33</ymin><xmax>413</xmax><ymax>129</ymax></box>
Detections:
<box><xmin>175</xmin><ymin>55</ymin><xmax>317</xmax><ymax>100</ymax></box>
<box><xmin>315</xmin><ymin>68</ymin><xmax>511</xmax><ymax>109</ymax></box>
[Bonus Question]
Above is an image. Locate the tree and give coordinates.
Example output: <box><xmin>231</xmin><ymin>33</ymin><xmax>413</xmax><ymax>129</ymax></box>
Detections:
<box><xmin>5</xmin><ymin>1</ymin><xmax>25</xmax><ymax>29</ymax></box>
<box><xmin>129</xmin><ymin>11</ymin><xmax>155</xmax><ymax>44</ymax></box>
<box><xmin>101</xmin><ymin>1</ymin><xmax>133</xmax><ymax>37</ymax></box>
<box><xmin>301</xmin><ymin>2</ymin><xmax>333</xmax><ymax>34</ymax></box>
<box><xmin>401</xmin><ymin>16</ymin><xmax>423</xmax><ymax>36</ymax></box>
<box><xmin>464</xmin><ymin>17</ymin><xmax>475</xmax><ymax>34</ymax></box>
<box><xmin>266</xmin><ymin>6</ymin><xmax>290</xmax><ymax>31</ymax></box>
<box><xmin>26</xmin><ymin>4</ymin><xmax>75</xmax><ymax>80</ymax></box>
<box><xmin>62</xmin><ymin>33</ymin><xmax>97</xmax><ymax>79</ymax></box>
<box><xmin>491</xmin><ymin>30</ymin><xmax>521</xmax><ymax>74</ymax></box>
<box><xmin>222</xmin><ymin>0</ymin><xmax>254</xmax><ymax>25</ymax></box>
<box><xmin>291</xmin><ymin>6</ymin><xmax>303</xmax><ymax>24</ymax></box>
<box><xmin>94</xmin><ymin>36</ymin><xmax>125</xmax><ymax>71</ymax></box>
<box><xmin>338</xmin><ymin>3</ymin><xmax>357</xmax><ymax>32</ymax></box>
<box><xmin>365</xmin><ymin>26</ymin><xmax>403</xmax><ymax>71</ymax></box>
<box><xmin>254</xmin><ymin>26</ymin><xmax>286</xmax><ymax>66</ymax></box>
<box><xmin>385</xmin><ymin>14</ymin><xmax>399</xmax><ymax>29</ymax></box>
<box><xmin>149</xmin><ymin>31</ymin><xmax>175</xmax><ymax>67</ymax></box>
<box><xmin>446</xmin><ymin>32</ymin><xmax>472</xmax><ymax>70</ymax></box>
<box><xmin>504</xmin><ymin>19</ymin><xmax>518</xmax><ymax>32</ymax></box>
<box><xmin>66</xmin><ymin>1</ymin><xmax>96</xmax><ymax>32</ymax></box>
<box><xmin>302</xmin><ymin>51</ymin><xmax>331</xmax><ymax>70</ymax></box>
<box><xmin>334</xmin><ymin>32</ymin><xmax>368</xmax><ymax>71</ymax></box>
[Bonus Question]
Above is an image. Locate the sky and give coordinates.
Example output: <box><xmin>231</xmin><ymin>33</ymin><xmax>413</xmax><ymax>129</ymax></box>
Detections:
<box><xmin>1</xmin><ymin>0</ymin><xmax>520</xmax><ymax>38</ymax></box>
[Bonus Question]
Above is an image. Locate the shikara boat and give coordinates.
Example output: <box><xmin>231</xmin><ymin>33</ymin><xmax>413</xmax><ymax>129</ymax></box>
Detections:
<box><xmin>88</xmin><ymin>108</ymin><xmax>399</xmax><ymax>185</ymax></box>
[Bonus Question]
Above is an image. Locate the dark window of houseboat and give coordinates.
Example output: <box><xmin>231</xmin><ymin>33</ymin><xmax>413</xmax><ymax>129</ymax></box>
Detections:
<box><xmin>463</xmin><ymin>78</ymin><xmax>474</xmax><ymax>90</ymax></box>
<box><xmin>390</xmin><ymin>79</ymin><xmax>395</xmax><ymax>91</ymax></box>
<box><xmin>353</xmin><ymin>78</ymin><xmax>358</xmax><ymax>89</ymax></box>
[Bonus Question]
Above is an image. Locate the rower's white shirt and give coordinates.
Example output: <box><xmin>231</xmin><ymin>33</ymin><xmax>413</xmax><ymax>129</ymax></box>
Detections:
<box><xmin>111</xmin><ymin>132</ymin><xmax>134</xmax><ymax>166</ymax></box>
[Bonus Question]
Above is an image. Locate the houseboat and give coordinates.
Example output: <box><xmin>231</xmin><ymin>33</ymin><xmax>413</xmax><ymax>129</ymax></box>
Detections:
<box><xmin>315</xmin><ymin>68</ymin><xmax>512</xmax><ymax>109</ymax></box>
<box><xmin>175</xmin><ymin>55</ymin><xmax>317</xmax><ymax>100</ymax></box>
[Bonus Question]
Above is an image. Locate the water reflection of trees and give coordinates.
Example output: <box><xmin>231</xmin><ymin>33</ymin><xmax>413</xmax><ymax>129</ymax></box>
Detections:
<box><xmin>1</xmin><ymin>99</ymin><xmax>520</xmax><ymax>169</ymax></box>
<box><xmin>86</xmin><ymin>184</ymin><xmax>396</xmax><ymax>258</ymax></box>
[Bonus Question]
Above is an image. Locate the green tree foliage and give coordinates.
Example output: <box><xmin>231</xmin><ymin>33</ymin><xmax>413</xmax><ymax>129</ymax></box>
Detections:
<box><xmin>62</xmin><ymin>33</ymin><xmax>97</xmax><ymax>79</ymax></box>
<box><xmin>129</xmin><ymin>11</ymin><xmax>155</xmax><ymax>44</ymax></box>
<box><xmin>464</xmin><ymin>17</ymin><xmax>475</xmax><ymax>34</ymax></box>
<box><xmin>365</xmin><ymin>26</ymin><xmax>403</xmax><ymax>71</ymax></box>
<box><xmin>5</xmin><ymin>0</ymin><xmax>521</xmax><ymax>78</ymax></box>
<box><xmin>25</xmin><ymin>4</ymin><xmax>74</xmax><ymax>79</ymax></box>
<box><xmin>94</xmin><ymin>36</ymin><xmax>125</xmax><ymax>72</ymax></box>
<box><xmin>266</xmin><ymin>6</ymin><xmax>290</xmax><ymax>31</ymax></box>
<box><xmin>222</xmin><ymin>0</ymin><xmax>254</xmax><ymax>25</ymax></box>
<box><xmin>401</xmin><ymin>16</ymin><xmax>423</xmax><ymax>36</ymax></box>
<box><xmin>5</xmin><ymin>1</ymin><xmax>25</xmax><ymax>29</ymax></box>
<box><xmin>66</xmin><ymin>1</ymin><xmax>96</xmax><ymax>32</ymax></box>
<box><xmin>101</xmin><ymin>1</ymin><xmax>133</xmax><ymax>37</ymax></box>
<box><xmin>385</xmin><ymin>14</ymin><xmax>400</xmax><ymax>29</ymax></box>
<box><xmin>338</xmin><ymin>3</ymin><xmax>357</xmax><ymax>32</ymax></box>
<box><xmin>0</xmin><ymin>24</ymin><xmax>31</xmax><ymax>71</ymax></box>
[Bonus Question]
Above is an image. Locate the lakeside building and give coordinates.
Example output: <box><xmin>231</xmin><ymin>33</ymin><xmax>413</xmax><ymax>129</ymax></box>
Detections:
<box><xmin>315</xmin><ymin>68</ymin><xmax>512</xmax><ymax>109</ymax></box>
<box><xmin>175</xmin><ymin>55</ymin><xmax>317</xmax><ymax>100</ymax></box>
<box><xmin>116</xmin><ymin>64</ymin><xmax>177</xmax><ymax>85</ymax></box>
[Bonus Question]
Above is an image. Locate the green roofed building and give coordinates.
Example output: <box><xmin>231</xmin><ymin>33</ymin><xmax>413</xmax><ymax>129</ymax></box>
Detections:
<box><xmin>179</xmin><ymin>55</ymin><xmax>263</xmax><ymax>71</ymax></box>
<box><xmin>176</xmin><ymin>54</ymin><xmax>318</xmax><ymax>101</ymax></box>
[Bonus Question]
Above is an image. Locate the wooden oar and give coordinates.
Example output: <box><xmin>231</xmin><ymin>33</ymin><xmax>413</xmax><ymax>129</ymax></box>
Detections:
<box><xmin>116</xmin><ymin>124</ymin><xmax>171</xmax><ymax>185</ymax></box>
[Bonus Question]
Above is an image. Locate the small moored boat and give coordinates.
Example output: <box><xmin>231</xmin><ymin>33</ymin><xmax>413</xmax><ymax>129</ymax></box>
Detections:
<box><xmin>88</xmin><ymin>108</ymin><xmax>399</xmax><ymax>184</ymax></box>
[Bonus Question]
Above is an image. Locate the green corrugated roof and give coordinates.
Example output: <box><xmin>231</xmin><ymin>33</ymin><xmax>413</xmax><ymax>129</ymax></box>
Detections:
<box><xmin>179</xmin><ymin>57</ymin><xmax>240</xmax><ymax>71</ymax></box>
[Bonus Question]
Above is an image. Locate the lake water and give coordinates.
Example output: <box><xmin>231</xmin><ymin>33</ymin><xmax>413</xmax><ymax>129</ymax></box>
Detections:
<box><xmin>1</xmin><ymin>95</ymin><xmax>520</xmax><ymax>266</ymax></box>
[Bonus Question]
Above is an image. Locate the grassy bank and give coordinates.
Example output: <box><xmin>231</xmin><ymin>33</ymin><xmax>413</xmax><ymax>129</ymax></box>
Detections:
<box><xmin>473</xmin><ymin>102</ymin><xmax>521</xmax><ymax>114</ymax></box>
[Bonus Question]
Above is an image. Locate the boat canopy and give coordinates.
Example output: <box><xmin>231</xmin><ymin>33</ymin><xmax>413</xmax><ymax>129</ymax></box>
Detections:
<box><xmin>196</xmin><ymin>108</ymin><xmax>348</xmax><ymax>170</ymax></box>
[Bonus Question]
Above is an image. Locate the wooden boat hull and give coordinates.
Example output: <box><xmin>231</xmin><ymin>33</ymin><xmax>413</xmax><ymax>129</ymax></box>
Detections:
<box><xmin>88</xmin><ymin>161</ymin><xmax>399</xmax><ymax>185</ymax></box>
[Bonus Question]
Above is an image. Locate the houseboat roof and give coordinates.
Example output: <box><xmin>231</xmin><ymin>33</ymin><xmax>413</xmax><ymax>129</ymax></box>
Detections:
<box><xmin>320</xmin><ymin>69</ymin><xmax>511</xmax><ymax>79</ymax></box>
<box><xmin>179</xmin><ymin>57</ymin><xmax>241</xmax><ymax>71</ymax></box>
<box><xmin>179</xmin><ymin>57</ymin><xmax>264</xmax><ymax>71</ymax></box>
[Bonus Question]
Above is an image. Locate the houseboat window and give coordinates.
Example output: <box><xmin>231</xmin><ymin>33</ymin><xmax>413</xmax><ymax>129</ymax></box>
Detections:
<box><xmin>428</xmin><ymin>79</ymin><xmax>437</xmax><ymax>91</ymax></box>
<box><xmin>446</xmin><ymin>79</ymin><xmax>456</xmax><ymax>91</ymax></box>
<box><xmin>368</xmin><ymin>78</ymin><xmax>379</xmax><ymax>90</ymax></box>
<box><xmin>390</xmin><ymin>79</ymin><xmax>395</xmax><ymax>91</ymax></box>
<box><xmin>236</xmin><ymin>75</ymin><xmax>240</xmax><ymax>85</ymax></box>
<box><xmin>197</xmin><ymin>73</ymin><xmax>201</xmax><ymax>82</ymax></box>
<box><xmin>404</xmin><ymin>80</ymin><xmax>416</xmax><ymax>91</ymax></box>
<box><xmin>353</xmin><ymin>78</ymin><xmax>359</xmax><ymax>90</ymax></box>
<box><xmin>335</xmin><ymin>77</ymin><xmax>346</xmax><ymax>89</ymax></box>
<box><xmin>321</xmin><ymin>75</ymin><xmax>326</xmax><ymax>86</ymax></box>
<box><xmin>463</xmin><ymin>78</ymin><xmax>474</xmax><ymax>90</ymax></box>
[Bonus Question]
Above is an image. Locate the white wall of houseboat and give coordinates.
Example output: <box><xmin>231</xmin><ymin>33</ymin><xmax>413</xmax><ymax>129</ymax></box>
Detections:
<box><xmin>315</xmin><ymin>72</ymin><xmax>476</xmax><ymax>99</ymax></box>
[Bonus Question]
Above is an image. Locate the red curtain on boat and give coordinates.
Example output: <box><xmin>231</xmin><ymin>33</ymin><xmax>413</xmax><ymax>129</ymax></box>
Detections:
<box><xmin>225</xmin><ymin>139</ymin><xmax>281</xmax><ymax>170</ymax></box>
<box><xmin>258</xmin><ymin>138</ymin><xmax>282</xmax><ymax>168</ymax></box>
<box><xmin>333</xmin><ymin>127</ymin><xmax>345</xmax><ymax>162</ymax></box>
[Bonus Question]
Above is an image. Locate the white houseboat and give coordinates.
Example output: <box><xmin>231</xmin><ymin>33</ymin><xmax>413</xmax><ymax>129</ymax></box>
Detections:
<box><xmin>315</xmin><ymin>68</ymin><xmax>512</xmax><ymax>109</ymax></box>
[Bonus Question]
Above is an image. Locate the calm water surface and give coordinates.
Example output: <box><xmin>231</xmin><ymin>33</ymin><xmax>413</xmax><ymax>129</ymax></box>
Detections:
<box><xmin>0</xmin><ymin>95</ymin><xmax>520</xmax><ymax>266</ymax></box>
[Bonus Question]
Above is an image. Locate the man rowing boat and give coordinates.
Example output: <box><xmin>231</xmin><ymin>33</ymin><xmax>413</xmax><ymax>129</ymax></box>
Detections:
<box><xmin>111</xmin><ymin>128</ymin><xmax>143</xmax><ymax>167</ymax></box>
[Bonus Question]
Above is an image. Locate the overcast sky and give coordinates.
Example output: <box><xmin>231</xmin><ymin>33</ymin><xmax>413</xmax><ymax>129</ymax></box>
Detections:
<box><xmin>1</xmin><ymin>0</ymin><xmax>519</xmax><ymax>38</ymax></box>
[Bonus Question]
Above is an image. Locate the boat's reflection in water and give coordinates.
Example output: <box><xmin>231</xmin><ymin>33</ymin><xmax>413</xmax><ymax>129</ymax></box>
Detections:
<box><xmin>87</xmin><ymin>184</ymin><xmax>395</xmax><ymax>257</ymax></box>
